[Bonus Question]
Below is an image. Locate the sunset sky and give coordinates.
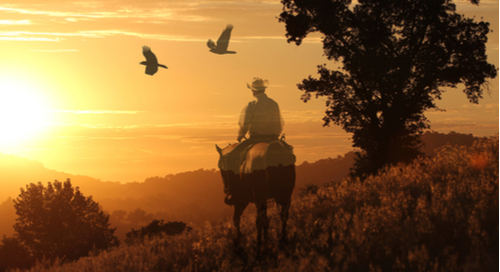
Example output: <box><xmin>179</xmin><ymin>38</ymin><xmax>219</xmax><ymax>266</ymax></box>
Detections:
<box><xmin>0</xmin><ymin>0</ymin><xmax>497</xmax><ymax>183</ymax></box>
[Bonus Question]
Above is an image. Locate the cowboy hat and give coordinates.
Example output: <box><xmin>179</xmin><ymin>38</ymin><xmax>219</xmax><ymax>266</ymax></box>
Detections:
<box><xmin>247</xmin><ymin>77</ymin><xmax>269</xmax><ymax>91</ymax></box>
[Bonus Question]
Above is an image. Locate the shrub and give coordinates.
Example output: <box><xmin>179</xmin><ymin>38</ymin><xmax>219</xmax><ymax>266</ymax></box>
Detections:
<box><xmin>125</xmin><ymin>220</ymin><xmax>192</xmax><ymax>245</ymax></box>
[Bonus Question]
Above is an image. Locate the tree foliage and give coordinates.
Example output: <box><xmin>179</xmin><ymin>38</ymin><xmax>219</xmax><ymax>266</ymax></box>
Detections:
<box><xmin>0</xmin><ymin>235</ymin><xmax>33</xmax><ymax>271</ymax></box>
<box><xmin>12</xmin><ymin>179</ymin><xmax>119</xmax><ymax>263</ymax></box>
<box><xmin>279</xmin><ymin>0</ymin><xmax>497</xmax><ymax>176</ymax></box>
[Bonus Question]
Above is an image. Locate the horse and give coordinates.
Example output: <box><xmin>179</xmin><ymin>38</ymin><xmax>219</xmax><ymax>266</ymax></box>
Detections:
<box><xmin>216</xmin><ymin>139</ymin><xmax>296</xmax><ymax>246</ymax></box>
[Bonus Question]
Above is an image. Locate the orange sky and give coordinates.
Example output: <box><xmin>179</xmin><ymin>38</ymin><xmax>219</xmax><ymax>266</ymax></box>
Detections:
<box><xmin>0</xmin><ymin>0</ymin><xmax>497</xmax><ymax>183</ymax></box>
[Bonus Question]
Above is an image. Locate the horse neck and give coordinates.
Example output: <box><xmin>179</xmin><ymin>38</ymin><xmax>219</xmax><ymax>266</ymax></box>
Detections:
<box><xmin>221</xmin><ymin>143</ymin><xmax>238</xmax><ymax>156</ymax></box>
<box><xmin>218</xmin><ymin>143</ymin><xmax>239</xmax><ymax>172</ymax></box>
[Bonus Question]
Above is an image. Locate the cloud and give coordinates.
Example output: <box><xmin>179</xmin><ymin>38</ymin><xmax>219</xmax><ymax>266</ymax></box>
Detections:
<box><xmin>430</xmin><ymin>121</ymin><xmax>499</xmax><ymax>136</ymax></box>
<box><xmin>238</xmin><ymin>35</ymin><xmax>322</xmax><ymax>43</ymax></box>
<box><xmin>0</xmin><ymin>29</ymin><xmax>198</xmax><ymax>42</ymax></box>
<box><xmin>77</xmin><ymin>30</ymin><xmax>206</xmax><ymax>41</ymax></box>
<box><xmin>29</xmin><ymin>49</ymin><xmax>78</xmax><ymax>52</ymax></box>
<box><xmin>0</xmin><ymin>2</ymin><xmax>291</xmax><ymax>42</ymax></box>
<box><xmin>460</xmin><ymin>102</ymin><xmax>499</xmax><ymax>110</ymax></box>
<box><xmin>0</xmin><ymin>6</ymin><xmax>103</xmax><ymax>18</ymax></box>
<box><xmin>0</xmin><ymin>29</ymin><xmax>203</xmax><ymax>43</ymax></box>
<box><xmin>51</xmin><ymin>110</ymin><xmax>143</xmax><ymax>114</ymax></box>
<box><xmin>0</xmin><ymin>36</ymin><xmax>58</xmax><ymax>41</ymax></box>
<box><xmin>0</xmin><ymin>19</ymin><xmax>31</xmax><ymax>25</ymax></box>
<box><xmin>0</xmin><ymin>30</ymin><xmax>108</xmax><ymax>41</ymax></box>
<box><xmin>0</xmin><ymin>4</ymin><xmax>211</xmax><ymax>22</ymax></box>
<box><xmin>46</xmin><ymin>120</ymin><xmax>236</xmax><ymax>133</ymax></box>
<box><xmin>281</xmin><ymin>109</ymin><xmax>325</xmax><ymax>123</ymax></box>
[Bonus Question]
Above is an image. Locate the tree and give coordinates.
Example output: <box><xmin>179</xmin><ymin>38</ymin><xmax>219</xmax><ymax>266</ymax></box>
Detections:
<box><xmin>13</xmin><ymin>179</ymin><xmax>119</xmax><ymax>262</ymax></box>
<box><xmin>126</xmin><ymin>208</ymin><xmax>154</xmax><ymax>225</ymax></box>
<box><xmin>110</xmin><ymin>209</ymin><xmax>127</xmax><ymax>224</ymax></box>
<box><xmin>279</xmin><ymin>0</ymin><xmax>497</xmax><ymax>177</ymax></box>
<box><xmin>0</xmin><ymin>236</ymin><xmax>33</xmax><ymax>271</ymax></box>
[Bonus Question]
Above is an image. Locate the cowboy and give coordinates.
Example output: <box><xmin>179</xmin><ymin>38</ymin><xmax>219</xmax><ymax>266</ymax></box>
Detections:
<box><xmin>224</xmin><ymin>77</ymin><xmax>284</xmax><ymax>201</ymax></box>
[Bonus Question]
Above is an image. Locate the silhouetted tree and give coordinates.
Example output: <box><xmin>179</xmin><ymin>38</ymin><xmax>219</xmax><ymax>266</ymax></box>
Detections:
<box><xmin>13</xmin><ymin>179</ymin><xmax>119</xmax><ymax>263</ymax></box>
<box><xmin>125</xmin><ymin>219</ymin><xmax>191</xmax><ymax>245</ymax></box>
<box><xmin>0</xmin><ymin>236</ymin><xmax>33</xmax><ymax>272</ymax></box>
<box><xmin>279</xmin><ymin>0</ymin><xmax>497</xmax><ymax>177</ymax></box>
<box><xmin>110</xmin><ymin>209</ymin><xmax>127</xmax><ymax>223</ymax></box>
<box><xmin>126</xmin><ymin>207</ymin><xmax>154</xmax><ymax>225</ymax></box>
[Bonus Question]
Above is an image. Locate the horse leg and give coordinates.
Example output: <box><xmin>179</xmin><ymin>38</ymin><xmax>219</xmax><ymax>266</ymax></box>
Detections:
<box><xmin>255</xmin><ymin>200</ymin><xmax>269</xmax><ymax>248</ymax></box>
<box><xmin>279</xmin><ymin>200</ymin><xmax>291</xmax><ymax>243</ymax></box>
<box><xmin>233</xmin><ymin>201</ymin><xmax>248</xmax><ymax>238</ymax></box>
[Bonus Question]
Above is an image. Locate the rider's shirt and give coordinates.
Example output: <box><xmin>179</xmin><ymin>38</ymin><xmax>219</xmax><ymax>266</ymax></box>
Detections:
<box><xmin>238</xmin><ymin>93</ymin><xmax>283</xmax><ymax>138</ymax></box>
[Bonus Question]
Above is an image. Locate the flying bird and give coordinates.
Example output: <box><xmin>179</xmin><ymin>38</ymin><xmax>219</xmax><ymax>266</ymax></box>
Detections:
<box><xmin>140</xmin><ymin>46</ymin><xmax>168</xmax><ymax>75</ymax></box>
<box><xmin>207</xmin><ymin>24</ymin><xmax>236</xmax><ymax>55</ymax></box>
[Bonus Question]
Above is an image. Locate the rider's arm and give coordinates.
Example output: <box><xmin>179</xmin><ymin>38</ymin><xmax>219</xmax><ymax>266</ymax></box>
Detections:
<box><xmin>237</xmin><ymin>103</ymin><xmax>252</xmax><ymax>141</ymax></box>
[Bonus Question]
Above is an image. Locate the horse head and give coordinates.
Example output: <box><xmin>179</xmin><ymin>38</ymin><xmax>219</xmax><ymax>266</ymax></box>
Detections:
<box><xmin>215</xmin><ymin>143</ymin><xmax>240</xmax><ymax>202</ymax></box>
<box><xmin>215</xmin><ymin>143</ymin><xmax>237</xmax><ymax>171</ymax></box>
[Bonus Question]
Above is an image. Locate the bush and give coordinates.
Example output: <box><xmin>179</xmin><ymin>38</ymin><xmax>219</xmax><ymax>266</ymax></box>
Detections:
<box><xmin>125</xmin><ymin>220</ymin><xmax>192</xmax><ymax>245</ymax></box>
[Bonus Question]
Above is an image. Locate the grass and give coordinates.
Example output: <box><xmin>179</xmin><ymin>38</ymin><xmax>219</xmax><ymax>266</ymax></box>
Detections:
<box><xmin>14</xmin><ymin>136</ymin><xmax>499</xmax><ymax>272</ymax></box>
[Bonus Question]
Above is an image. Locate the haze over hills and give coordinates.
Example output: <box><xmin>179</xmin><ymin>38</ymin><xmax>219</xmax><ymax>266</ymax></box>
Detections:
<box><xmin>0</xmin><ymin>154</ymin><xmax>123</xmax><ymax>204</ymax></box>
<box><xmin>0</xmin><ymin>131</ymin><xmax>482</xmax><ymax>241</ymax></box>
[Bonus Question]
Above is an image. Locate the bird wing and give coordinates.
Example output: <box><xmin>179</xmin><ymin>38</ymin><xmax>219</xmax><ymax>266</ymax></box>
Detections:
<box><xmin>215</xmin><ymin>24</ymin><xmax>233</xmax><ymax>51</ymax></box>
<box><xmin>142</xmin><ymin>46</ymin><xmax>158</xmax><ymax>64</ymax></box>
<box><xmin>207</xmin><ymin>39</ymin><xmax>216</xmax><ymax>50</ymax></box>
<box><xmin>145</xmin><ymin>65</ymin><xmax>158</xmax><ymax>76</ymax></box>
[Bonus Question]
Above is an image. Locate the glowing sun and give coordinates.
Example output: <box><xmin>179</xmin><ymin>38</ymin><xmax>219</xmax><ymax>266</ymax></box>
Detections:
<box><xmin>0</xmin><ymin>77</ymin><xmax>50</xmax><ymax>146</ymax></box>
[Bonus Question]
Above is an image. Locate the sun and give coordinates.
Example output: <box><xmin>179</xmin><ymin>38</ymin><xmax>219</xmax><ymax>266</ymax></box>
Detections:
<box><xmin>0</xmin><ymin>77</ymin><xmax>50</xmax><ymax>147</ymax></box>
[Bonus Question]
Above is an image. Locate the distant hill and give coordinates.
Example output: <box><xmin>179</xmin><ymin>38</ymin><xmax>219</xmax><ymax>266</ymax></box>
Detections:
<box><xmin>0</xmin><ymin>153</ymin><xmax>124</xmax><ymax>205</ymax></box>
<box><xmin>421</xmin><ymin>130</ymin><xmax>477</xmax><ymax>156</ymax></box>
<box><xmin>0</xmin><ymin>131</ymin><xmax>483</xmax><ymax>241</ymax></box>
<box><xmin>0</xmin><ymin>198</ymin><xmax>15</xmax><ymax>239</ymax></box>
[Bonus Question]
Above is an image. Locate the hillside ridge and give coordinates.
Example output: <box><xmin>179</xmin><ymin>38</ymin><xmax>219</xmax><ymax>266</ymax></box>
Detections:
<box><xmin>0</xmin><ymin>131</ymin><xmax>481</xmax><ymax>240</ymax></box>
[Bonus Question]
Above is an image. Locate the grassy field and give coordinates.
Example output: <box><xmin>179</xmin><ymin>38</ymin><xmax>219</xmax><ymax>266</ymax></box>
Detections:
<box><xmin>15</xmin><ymin>136</ymin><xmax>498</xmax><ymax>272</ymax></box>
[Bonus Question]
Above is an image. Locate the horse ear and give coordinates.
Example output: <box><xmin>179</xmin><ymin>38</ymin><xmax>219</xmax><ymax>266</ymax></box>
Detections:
<box><xmin>215</xmin><ymin>144</ymin><xmax>222</xmax><ymax>155</ymax></box>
